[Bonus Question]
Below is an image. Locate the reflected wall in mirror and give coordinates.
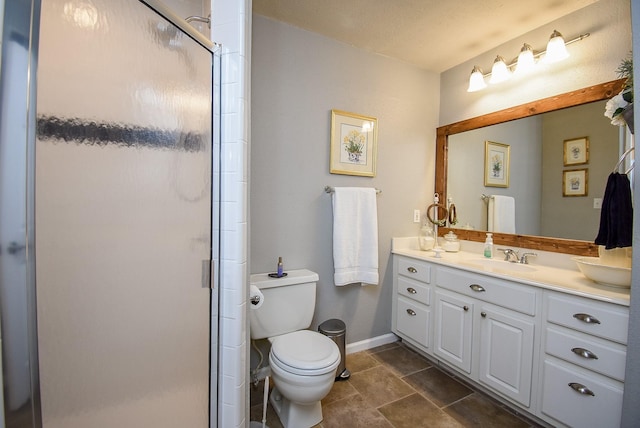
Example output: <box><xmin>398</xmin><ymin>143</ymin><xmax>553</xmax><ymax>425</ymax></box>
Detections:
<box><xmin>436</xmin><ymin>80</ymin><xmax>627</xmax><ymax>256</ymax></box>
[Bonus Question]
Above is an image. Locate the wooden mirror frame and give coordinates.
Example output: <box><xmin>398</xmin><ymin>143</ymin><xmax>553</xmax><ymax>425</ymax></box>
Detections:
<box><xmin>435</xmin><ymin>79</ymin><xmax>626</xmax><ymax>256</ymax></box>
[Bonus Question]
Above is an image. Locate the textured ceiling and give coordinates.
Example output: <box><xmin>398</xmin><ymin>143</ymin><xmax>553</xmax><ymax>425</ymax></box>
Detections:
<box><xmin>252</xmin><ymin>0</ymin><xmax>600</xmax><ymax>73</ymax></box>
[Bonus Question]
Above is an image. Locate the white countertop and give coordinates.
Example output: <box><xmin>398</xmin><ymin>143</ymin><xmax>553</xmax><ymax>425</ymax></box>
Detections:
<box><xmin>392</xmin><ymin>237</ymin><xmax>630</xmax><ymax>307</ymax></box>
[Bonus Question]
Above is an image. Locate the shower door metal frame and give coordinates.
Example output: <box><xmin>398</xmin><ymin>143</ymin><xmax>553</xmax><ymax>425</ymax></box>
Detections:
<box><xmin>141</xmin><ymin>0</ymin><xmax>217</xmax><ymax>52</ymax></box>
<box><xmin>0</xmin><ymin>0</ymin><xmax>42</xmax><ymax>427</ymax></box>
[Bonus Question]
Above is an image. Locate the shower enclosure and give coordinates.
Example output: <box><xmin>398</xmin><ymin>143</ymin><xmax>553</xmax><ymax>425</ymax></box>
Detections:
<box><xmin>0</xmin><ymin>0</ymin><xmax>220</xmax><ymax>426</ymax></box>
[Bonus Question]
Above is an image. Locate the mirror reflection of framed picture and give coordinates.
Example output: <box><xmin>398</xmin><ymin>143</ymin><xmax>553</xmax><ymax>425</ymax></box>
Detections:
<box><xmin>563</xmin><ymin>168</ymin><xmax>588</xmax><ymax>197</ymax></box>
<box><xmin>484</xmin><ymin>141</ymin><xmax>510</xmax><ymax>187</ymax></box>
<box><xmin>563</xmin><ymin>137</ymin><xmax>589</xmax><ymax>166</ymax></box>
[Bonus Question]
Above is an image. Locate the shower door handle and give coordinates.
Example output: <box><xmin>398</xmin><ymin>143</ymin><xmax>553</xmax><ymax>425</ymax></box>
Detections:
<box><xmin>202</xmin><ymin>259</ymin><xmax>213</xmax><ymax>289</ymax></box>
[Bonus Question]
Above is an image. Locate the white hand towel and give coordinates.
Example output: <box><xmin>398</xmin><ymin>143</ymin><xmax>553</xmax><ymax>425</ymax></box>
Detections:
<box><xmin>488</xmin><ymin>195</ymin><xmax>515</xmax><ymax>234</ymax></box>
<box><xmin>331</xmin><ymin>187</ymin><xmax>379</xmax><ymax>286</ymax></box>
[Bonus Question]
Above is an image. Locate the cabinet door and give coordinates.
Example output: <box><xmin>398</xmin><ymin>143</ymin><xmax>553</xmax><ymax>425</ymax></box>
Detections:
<box><xmin>478</xmin><ymin>306</ymin><xmax>535</xmax><ymax>407</ymax></box>
<box><xmin>396</xmin><ymin>296</ymin><xmax>431</xmax><ymax>349</ymax></box>
<box><xmin>434</xmin><ymin>291</ymin><xmax>473</xmax><ymax>373</ymax></box>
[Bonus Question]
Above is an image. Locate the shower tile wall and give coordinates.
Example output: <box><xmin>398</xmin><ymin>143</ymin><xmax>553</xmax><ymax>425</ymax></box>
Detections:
<box><xmin>212</xmin><ymin>0</ymin><xmax>251</xmax><ymax>427</ymax></box>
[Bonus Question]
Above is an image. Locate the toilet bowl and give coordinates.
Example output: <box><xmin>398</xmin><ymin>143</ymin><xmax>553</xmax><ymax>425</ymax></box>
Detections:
<box><xmin>268</xmin><ymin>330</ymin><xmax>340</xmax><ymax>427</ymax></box>
<box><xmin>249</xmin><ymin>270</ymin><xmax>341</xmax><ymax>427</ymax></box>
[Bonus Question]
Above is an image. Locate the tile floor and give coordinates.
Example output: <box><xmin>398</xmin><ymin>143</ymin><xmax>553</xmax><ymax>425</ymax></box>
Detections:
<box><xmin>250</xmin><ymin>341</ymin><xmax>545</xmax><ymax>428</ymax></box>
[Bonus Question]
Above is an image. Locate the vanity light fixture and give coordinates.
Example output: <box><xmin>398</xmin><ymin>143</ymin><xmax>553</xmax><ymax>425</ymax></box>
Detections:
<box><xmin>489</xmin><ymin>56</ymin><xmax>511</xmax><ymax>84</ymax></box>
<box><xmin>543</xmin><ymin>29</ymin><xmax>570</xmax><ymax>63</ymax></box>
<box><xmin>467</xmin><ymin>66</ymin><xmax>488</xmax><ymax>92</ymax></box>
<box><xmin>467</xmin><ymin>30</ymin><xmax>589</xmax><ymax>92</ymax></box>
<box><xmin>514</xmin><ymin>43</ymin><xmax>535</xmax><ymax>74</ymax></box>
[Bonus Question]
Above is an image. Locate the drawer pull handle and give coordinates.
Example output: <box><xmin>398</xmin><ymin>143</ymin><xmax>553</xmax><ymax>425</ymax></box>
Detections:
<box><xmin>573</xmin><ymin>313</ymin><xmax>601</xmax><ymax>324</ymax></box>
<box><xmin>469</xmin><ymin>284</ymin><xmax>485</xmax><ymax>292</ymax></box>
<box><xmin>407</xmin><ymin>267</ymin><xmax>418</xmax><ymax>273</ymax></box>
<box><xmin>571</xmin><ymin>347</ymin><xmax>599</xmax><ymax>360</ymax></box>
<box><xmin>463</xmin><ymin>306</ymin><xmax>469</xmax><ymax>311</ymax></box>
<box><xmin>407</xmin><ymin>287</ymin><xmax>417</xmax><ymax>294</ymax></box>
<box><xmin>568</xmin><ymin>382</ymin><xmax>595</xmax><ymax>396</ymax></box>
<box><xmin>406</xmin><ymin>309</ymin><xmax>417</xmax><ymax>316</ymax></box>
<box><xmin>481</xmin><ymin>312</ymin><xmax>487</xmax><ymax>318</ymax></box>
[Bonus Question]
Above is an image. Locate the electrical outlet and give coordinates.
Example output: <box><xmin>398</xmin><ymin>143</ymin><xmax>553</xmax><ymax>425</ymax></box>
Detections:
<box><xmin>413</xmin><ymin>209</ymin><xmax>421</xmax><ymax>223</ymax></box>
<box><xmin>593</xmin><ymin>198</ymin><xmax>603</xmax><ymax>209</ymax></box>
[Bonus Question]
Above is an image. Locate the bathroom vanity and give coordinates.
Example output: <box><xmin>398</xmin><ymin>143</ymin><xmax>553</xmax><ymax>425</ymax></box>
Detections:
<box><xmin>391</xmin><ymin>238</ymin><xmax>630</xmax><ymax>428</ymax></box>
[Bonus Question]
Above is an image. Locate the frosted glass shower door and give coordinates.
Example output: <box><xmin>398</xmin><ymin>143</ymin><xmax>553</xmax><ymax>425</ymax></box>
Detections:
<box><xmin>35</xmin><ymin>1</ymin><xmax>214</xmax><ymax>426</ymax></box>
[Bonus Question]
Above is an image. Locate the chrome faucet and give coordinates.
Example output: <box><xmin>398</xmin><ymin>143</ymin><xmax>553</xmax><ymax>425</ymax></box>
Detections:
<box><xmin>497</xmin><ymin>248</ymin><xmax>519</xmax><ymax>263</ymax></box>
<box><xmin>519</xmin><ymin>252</ymin><xmax>537</xmax><ymax>264</ymax></box>
<box><xmin>497</xmin><ymin>248</ymin><xmax>537</xmax><ymax>264</ymax></box>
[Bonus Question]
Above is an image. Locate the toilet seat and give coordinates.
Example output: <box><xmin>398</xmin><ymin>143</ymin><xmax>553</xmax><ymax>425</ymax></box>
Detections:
<box><xmin>270</xmin><ymin>330</ymin><xmax>340</xmax><ymax>376</ymax></box>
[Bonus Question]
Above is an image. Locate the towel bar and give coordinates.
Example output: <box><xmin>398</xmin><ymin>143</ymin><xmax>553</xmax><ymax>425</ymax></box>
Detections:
<box><xmin>325</xmin><ymin>186</ymin><xmax>381</xmax><ymax>194</ymax></box>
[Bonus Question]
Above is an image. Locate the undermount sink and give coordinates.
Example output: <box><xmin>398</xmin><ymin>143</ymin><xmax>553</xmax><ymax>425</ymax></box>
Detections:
<box><xmin>460</xmin><ymin>258</ymin><xmax>537</xmax><ymax>274</ymax></box>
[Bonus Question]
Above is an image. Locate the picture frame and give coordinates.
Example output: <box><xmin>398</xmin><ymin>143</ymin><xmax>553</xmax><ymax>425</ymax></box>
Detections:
<box><xmin>563</xmin><ymin>168</ymin><xmax>588</xmax><ymax>197</ymax></box>
<box><xmin>330</xmin><ymin>109</ymin><xmax>378</xmax><ymax>177</ymax></box>
<box><xmin>484</xmin><ymin>141</ymin><xmax>510</xmax><ymax>187</ymax></box>
<box><xmin>563</xmin><ymin>137</ymin><xmax>589</xmax><ymax>166</ymax></box>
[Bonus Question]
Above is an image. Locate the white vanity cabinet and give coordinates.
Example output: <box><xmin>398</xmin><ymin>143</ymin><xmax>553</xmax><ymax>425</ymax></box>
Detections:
<box><xmin>392</xmin><ymin>253</ymin><xmax>630</xmax><ymax>426</ymax></box>
<box><xmin>435</xmin><ymin>266</ymin><xmax>538</xmax><ymax>408</ymax></box>
<box><xmin>392</xmin><ymin>257</ymin><xmax>433</xmax><ymax>352</ymax></box>
<box><xmin>539</xmin><ymin>292</ymin><xmax>629</xmax><ymax>428</ymax></box>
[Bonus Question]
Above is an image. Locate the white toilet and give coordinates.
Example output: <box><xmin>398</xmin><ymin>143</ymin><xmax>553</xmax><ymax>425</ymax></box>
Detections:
<box><xmin>250</xmin><ymin>269</ymin><xmax>340</xmax><ymax>428</ymax></box>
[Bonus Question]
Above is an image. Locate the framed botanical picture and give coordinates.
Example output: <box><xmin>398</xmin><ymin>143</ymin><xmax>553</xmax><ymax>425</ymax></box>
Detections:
<box><xmin>563</xmin><ymin>168</ymin><xmax>588</xmax><ymax>197</ymax></box>
<box><xmin>484</xmin><ymin>141</ymin><xmax>510</xmax><ymax>187</ymax></box>
<box><xmin>563</xmin><ymin>137</ymin><xmax>589</xmax><ymax>166</ymax></box>
<box><xmin>330</xmin><ymin>109</ymin><xmax>378</xmax><ymax>177</ymax></box>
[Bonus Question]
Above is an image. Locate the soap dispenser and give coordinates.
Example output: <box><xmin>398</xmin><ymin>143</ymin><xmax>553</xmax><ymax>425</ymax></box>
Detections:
<box><xmin>484</xmin><ymin>233</ymin><xmax>493</xmax><ymax>258</ymax></box>
<box><xmin>277</xmin><ymin>256</ymin><xmax>284</xmax><ymax>277</ymax></box>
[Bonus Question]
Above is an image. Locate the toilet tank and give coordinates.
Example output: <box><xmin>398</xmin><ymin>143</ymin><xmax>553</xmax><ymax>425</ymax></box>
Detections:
<box><xmin>249</xmin><ymin>269</ymin><xmax>319</xmax><ymax>340</ymax></box>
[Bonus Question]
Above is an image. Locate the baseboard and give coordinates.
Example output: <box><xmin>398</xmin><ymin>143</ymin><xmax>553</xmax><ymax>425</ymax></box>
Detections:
<box><xmin>345</xmin><ymin>333</ymin><xmax>399</xmax><ymax>354</ymax></box>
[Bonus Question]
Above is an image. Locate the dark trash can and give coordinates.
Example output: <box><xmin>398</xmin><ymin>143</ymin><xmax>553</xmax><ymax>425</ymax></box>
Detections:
<box><xmin>318</xmin><ymin>318</ymin><xmax>350</xmax><ymax>380</ymax></box>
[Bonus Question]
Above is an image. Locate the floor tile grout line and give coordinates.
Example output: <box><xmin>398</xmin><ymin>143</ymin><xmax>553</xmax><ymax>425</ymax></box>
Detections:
<box><xmin>250</xmin><ymin>345</ymin><xmax>546</xmax><ymax>428</ymax></box>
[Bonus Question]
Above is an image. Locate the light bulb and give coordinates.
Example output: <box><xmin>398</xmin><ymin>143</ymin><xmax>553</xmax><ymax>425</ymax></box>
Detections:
<box><xmin>490</xmin><ymin>56</ymin><xmax>511</xmax><ymax>84</ymax></box>
<box><xmin>515</xmin><ymin>44</ymin><xmax>535</xmax><ymax>74</ymax></box>
<box><xmin>544</xmin><ymin>30</ymin><xmax>569</xmax><ymax>63</ymax></box>
<box><xmin>467</xmin><ymin>66</ymin><xmax>487</xmax><ymax>92</ymax></box>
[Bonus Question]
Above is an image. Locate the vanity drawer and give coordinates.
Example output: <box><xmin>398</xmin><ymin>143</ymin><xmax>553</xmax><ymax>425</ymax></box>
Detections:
<box><xmin>396</xmin><ymin>296</ymin><xmax>430</xmax><ymax>348</ymax></box>
<box><xmin>436</xmin><ymin>267</ymin><xmax>537</xmax><ymax>316</ymax></box>
<box><xmin>541</xmin><ymin>359</ymin><xmax>623</xmax><ymax>428</ymax></box>
<box><xmin>546</xmin><ymin>294</ymin><xmax>629</xmax><ymax>344</ymax></box>
<box><xmin>397</xmin><ymin>257</ymin><xmax>431</xmax><ymax>284</ymax></box>
<box><xmin>545</xmin><ymin>326</ymin><xmax>626</xmax><ymax>382</ymax></box>
<box><xmin>398</xmin><ymin>276</ymin><xmax>431</xmax><ymax>305</ymax></box>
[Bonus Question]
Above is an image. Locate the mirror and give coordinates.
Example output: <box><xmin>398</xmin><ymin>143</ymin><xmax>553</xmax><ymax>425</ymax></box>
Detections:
<box><xmin>436</xmin><ymin>79</ymin><xmax>626</xmax><ymax>256</ymax></box>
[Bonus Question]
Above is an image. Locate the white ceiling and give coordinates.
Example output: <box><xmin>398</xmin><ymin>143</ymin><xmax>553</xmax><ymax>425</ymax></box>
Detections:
<box><xmin>252</xmin><ymin>0</ymin><xmax>600</xmax><ymax>73</ymax></box>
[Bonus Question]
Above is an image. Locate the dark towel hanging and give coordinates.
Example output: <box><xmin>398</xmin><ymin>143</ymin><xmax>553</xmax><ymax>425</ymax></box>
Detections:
<box><xmin>594</xmin><ymin>172</ymin><xmax>633</xmax><ymax>249</ymax></box>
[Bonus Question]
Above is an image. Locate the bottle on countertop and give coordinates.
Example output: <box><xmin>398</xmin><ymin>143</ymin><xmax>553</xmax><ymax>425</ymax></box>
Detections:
<box><xmin>277</xmin><ymin>256</ymin><xmax>284</xmax><ymax>277</ymax></box>
<box><xmin>419</xmin><ymin>225</ymin><xmax>435</xmax><ymax>250</ymax></box>
<box><xmin>484</xmin><ymin>233</ymin><xmax>493</xmax><ymax>258</ymax></box>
